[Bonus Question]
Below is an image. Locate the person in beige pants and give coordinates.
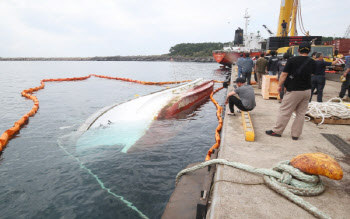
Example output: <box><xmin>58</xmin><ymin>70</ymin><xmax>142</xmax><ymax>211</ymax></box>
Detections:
<box><xmin>272</xmin><ymin>90</ymin><xmax>311</xmax><ymax>138</ymax></box>
<box><xmin>266</xmin><ymin>42</ymin><xmax>316</xmax><ymax>140</ymax></box>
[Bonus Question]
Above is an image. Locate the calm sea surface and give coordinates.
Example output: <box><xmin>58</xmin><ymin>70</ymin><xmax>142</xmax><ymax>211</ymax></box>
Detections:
<box><xmin>0</xmin><ymin>61</ymin><xmax>228</xmax><ymax>219</ymax></box>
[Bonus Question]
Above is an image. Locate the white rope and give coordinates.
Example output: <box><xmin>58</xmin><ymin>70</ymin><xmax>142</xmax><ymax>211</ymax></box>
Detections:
<box><xmin>176</xmin><ymin>159</ymin><xmax>331</xmax><ymax>219</ymax></box>
<box><xmin>304</xmin><ymin>98</ymin><xmax>350</xmax><ymax>125</ymax></box>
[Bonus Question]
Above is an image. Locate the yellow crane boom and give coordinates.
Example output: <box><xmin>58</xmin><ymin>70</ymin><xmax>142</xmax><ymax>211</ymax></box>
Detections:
<box><xmin>277</xmin><ymin>0</ymin><xmax>298</xmax><ymax>37</ymax></box>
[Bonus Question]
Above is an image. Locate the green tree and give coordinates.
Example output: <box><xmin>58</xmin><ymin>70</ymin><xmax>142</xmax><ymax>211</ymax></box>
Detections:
<box><xmin>169</xmin><ymin>42</ymin><xmax>228</xmax><ymax>57</ymax></box>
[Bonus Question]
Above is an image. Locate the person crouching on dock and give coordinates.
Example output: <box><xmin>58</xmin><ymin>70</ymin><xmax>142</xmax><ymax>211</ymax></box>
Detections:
<box><xmin>225</xmin><ymin>77</ymin><xmax>256</xmax><ymax>116</ymax></box>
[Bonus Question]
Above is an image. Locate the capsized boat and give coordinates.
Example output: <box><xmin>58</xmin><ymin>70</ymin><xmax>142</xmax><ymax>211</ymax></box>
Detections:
<box><xmin>76</xmin><ymin>78</ymin><xmax>214</xmax><ymax>153</ymax></box>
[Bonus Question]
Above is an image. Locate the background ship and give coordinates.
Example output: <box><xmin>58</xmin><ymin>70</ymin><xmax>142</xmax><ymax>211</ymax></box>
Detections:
<box><xmin>212</xmin><ymin>10</ymin><xmax>266</xmax><ymax>67</ymax></box>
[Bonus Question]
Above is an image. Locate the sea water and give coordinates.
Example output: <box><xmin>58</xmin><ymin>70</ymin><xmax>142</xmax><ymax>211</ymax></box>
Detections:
<box><xmin>0</xmin><ymin>61</ymin><xmax>229</xmax><ymax>218</ymax></box>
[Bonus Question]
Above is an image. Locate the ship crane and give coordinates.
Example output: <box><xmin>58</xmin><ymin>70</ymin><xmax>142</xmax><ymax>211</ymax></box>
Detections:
<box><xmin>270</xmin><ymin>0</ymin><xmax>336</xmax><ymax>66</ymax></box>
<box><xmin>243</xmin><ymin>9</ymin><xmax>250</xmax><ymax>36</ymax></box>
<box><xmin>262</xmin><ymin>25</ymin><xmax>274</xmax><ymax>36</ymax></box>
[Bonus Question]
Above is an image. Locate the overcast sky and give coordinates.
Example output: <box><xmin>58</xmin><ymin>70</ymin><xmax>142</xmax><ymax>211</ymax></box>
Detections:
<box><xmin>0</xmin><ymin>0</ymin><xmax>348</xmax><ymax>57</ymax></box>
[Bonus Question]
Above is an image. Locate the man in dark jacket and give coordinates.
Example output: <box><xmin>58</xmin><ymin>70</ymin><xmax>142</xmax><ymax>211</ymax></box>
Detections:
<box><xmin>277</xmin><ymin>53</ymin><xmax>289</xmax><ymax>102</ymax></box>
<box><xmin>267</xmin><ymin>51</ymin><xmax>279</xmax><ymax>75</ymax></box>
<box><xmin>311</xmin><ymin>52</ymin><xmax>339</xmax><ymax>102</ymax></box>
<box><xmin>281</xmin><ymin>20</ymin><xmax>287</xmax><ymax>37</ymax></box>
<box><xmin>338</xmin><ymin>50</ymin><xmax>350</xmax><ymax>101</ymax></box>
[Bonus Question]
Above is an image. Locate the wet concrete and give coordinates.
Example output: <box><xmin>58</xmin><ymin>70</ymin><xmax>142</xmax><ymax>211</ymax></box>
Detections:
<box><xmin>208</xmin><ymin>69</ymin><xmax>350</xmax><ymax>218</ymax></box>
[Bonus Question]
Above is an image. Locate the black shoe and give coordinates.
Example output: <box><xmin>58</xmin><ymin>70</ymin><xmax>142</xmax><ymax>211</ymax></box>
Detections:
<box><xmin>292</xmin><ymin>137</ymin><xmax>298</xmax><ymax>140</ymax></box>
<box><xmin>265</xmin><ymin>130</ymin><xmax>281</xmax><ymax>137</ymax></box>
<box><xmin>227</xmin><ymin>113</ymin><xmax>236</xmax><ymax>116</ymax></box>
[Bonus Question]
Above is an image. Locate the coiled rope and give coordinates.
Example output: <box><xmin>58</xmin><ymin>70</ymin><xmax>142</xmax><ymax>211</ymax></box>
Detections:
<box><xmin>176</xmin><ymin>159</ymin><xmax>331</xmax><ymax>219</ymax></box>
<box><xmin>305</xmin><ymin>98</ymin><xmax>350</xmax><ymax>125</ymax></box>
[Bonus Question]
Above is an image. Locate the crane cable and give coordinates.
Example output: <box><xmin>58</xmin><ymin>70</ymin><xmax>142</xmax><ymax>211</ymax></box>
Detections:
<box><xmin>296</xmin><ymin>1</ymin><xmax>305</xmax><ymax>35</ymax></box>
<box><xmin>286</xmin><ymin>0</ymin><xmax>296</xmax><ymax>36</ymax></box>
<box><xmin>297</xmin><ymin>0</ymin><xmax>308</xmax><ymax>35</ymax></box>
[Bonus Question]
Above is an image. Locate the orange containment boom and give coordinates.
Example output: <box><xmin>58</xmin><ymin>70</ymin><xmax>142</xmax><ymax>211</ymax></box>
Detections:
<box><xmin>0</xmin><ymin>74</ymin><xmax>193</xmax><ymax>153</ymax></box>
<box><xmin>205</xmin><ymin>86</ymin><xmax>224</xmax><ymax>161</ymax></box>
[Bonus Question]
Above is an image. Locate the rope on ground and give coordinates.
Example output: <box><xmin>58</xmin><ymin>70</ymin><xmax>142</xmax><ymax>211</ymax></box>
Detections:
<box><xmin>176</xmin><ymin>159</ymin><xmax>331</xmax><ymax>219</ymax></box>
<box><xmin>205</xmin><ymin>86</ymin><xmax>224</xmax><ymax>161</ymax></box>
<box><xmin>303</xmin><ymin>98</ymin><xmax>350</xmax><ymax>125</ymax></box>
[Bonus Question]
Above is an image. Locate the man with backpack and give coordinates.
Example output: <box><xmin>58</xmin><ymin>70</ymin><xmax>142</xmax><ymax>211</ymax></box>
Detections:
<box><xmin>266</xmin><ymin>42</ymin><xmax>316</xmax><ymax>140</ymax></box>
<box><xmin>267</xmin><ymin>51</ymin><xmax>279</xmax><ymax>75</ymax></box>
<box><xmin>277</xmin><ymin>53</ymin><xmax>289</xmax><ymax>103</ymax></box>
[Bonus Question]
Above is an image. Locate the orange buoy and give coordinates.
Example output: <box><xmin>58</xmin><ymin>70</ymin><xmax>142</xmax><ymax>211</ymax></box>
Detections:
<box><xmin>290</xmin><ymin>153</ymin><xmax>343</xmax><ymax>180</ymax></box>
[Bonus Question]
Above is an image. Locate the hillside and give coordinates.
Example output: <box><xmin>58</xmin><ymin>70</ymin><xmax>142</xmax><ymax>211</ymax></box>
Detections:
<box><xmin>169</xmin><ymin>42</ymin><xmax>228</xmax><ymax>57</ymax></box>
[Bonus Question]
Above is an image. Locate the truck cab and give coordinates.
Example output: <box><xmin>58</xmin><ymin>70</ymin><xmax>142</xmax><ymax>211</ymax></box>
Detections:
<box><xmin>285</xmin><ymin>45</ymin><xmax>334</xmax><ymax>62</ymax></box>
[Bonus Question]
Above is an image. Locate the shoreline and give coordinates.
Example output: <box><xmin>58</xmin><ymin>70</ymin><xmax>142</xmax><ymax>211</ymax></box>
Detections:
<box><xmin>0</xmin><ymin>55</ymin><xmax>216</xmax><ymax>63</ymax></box>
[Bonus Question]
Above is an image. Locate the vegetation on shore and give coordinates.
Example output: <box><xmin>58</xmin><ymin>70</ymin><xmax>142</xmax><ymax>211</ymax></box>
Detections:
<box><xmin>1</xmin><ymin>37</ymin><xmax>345</xmax><ymax>61</ymax></box>
<box><xmin>0</xmin><ymin>55</ymin><xmax>215</xmax><ymax>62</ymax></box>
<box><xmin>169</xmin><ymin>42</ymin><xmax>229</xmax><ymax>57</ymax></box>
<box><xmin>168</xmin><ymin>36</ymin><xmax>344</xmax><ymax>57</ymax></box>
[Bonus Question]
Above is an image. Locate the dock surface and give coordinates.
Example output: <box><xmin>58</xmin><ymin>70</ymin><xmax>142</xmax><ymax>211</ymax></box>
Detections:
<box><xmin>208</xmin><ymin>73</ymin><xmax>350</xmax><ymax>218</ymax></box>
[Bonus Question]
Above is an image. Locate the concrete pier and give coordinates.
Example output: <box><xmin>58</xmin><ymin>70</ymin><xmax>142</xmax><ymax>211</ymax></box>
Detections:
<box><xmin>208</xmin><ymin>71</ymin><xmax>350</xmax><ymax>218</ymax></box>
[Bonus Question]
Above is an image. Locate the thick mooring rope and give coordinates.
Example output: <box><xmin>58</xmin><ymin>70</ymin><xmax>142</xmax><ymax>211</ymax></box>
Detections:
<box><xmin>176</xmin><ymin>159</ymin><xmax>331</xmax><ymax>219</ymax></box>
<box><xmin>306</xmin><ymin>98</ymin><xmax>350</xmax><ymax>125</ymax></box>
